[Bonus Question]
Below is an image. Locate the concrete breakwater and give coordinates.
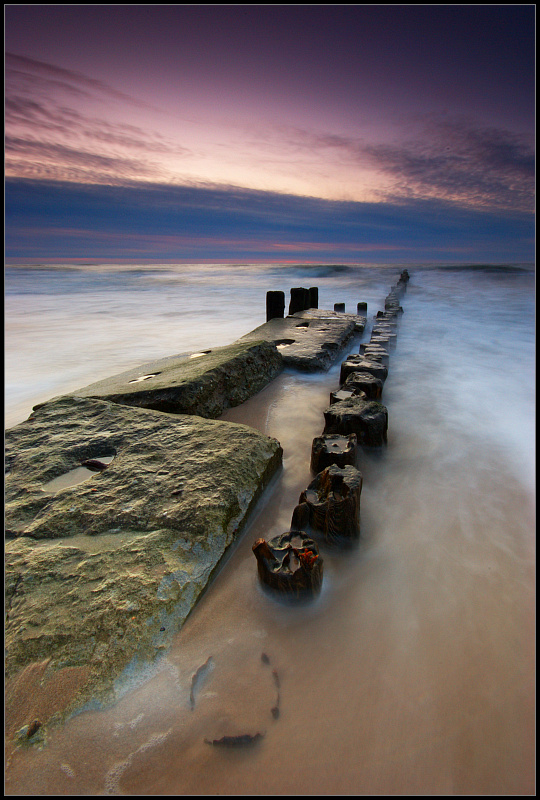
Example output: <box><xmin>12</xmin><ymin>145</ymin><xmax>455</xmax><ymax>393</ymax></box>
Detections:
<box><xmin>5</xmin><ymin>287</ymin><xmax>368</xmax><ymax>739</ymax></box>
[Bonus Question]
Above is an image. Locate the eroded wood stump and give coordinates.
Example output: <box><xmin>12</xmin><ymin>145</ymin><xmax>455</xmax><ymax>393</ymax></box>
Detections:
<box><xmin>294</xmin><ymin>464</ymin><xmax>363</xmax><ymax>542</ymax></box>
<box><xmin>372</xmin><ymin>326</ymin><xmax>397</xmax><ymax>339</ymax></box>
<box><xmin>340</xmin><ymin>355</ymin><xmax>388</xmax><ymax>384</ymax></box>
<box><xmin>252</xmin><ymin>531</ymin><xmax>323</xmax><ymax>599</ymax></box>
<box><xmin>323</xmin><ymin>396</ymin><xmax>388</xmax><ymax>446</ymax></box>
<box><xmin>361</xmin><ymin>347</ymin><xmax>389</xmax><ymax>366</ymax></box>
<box><xmin>310</xmin><ymin>433</ymin><xmax>357</xmax><ymax>472</ymax></box>
<box><xmin>343</xmin><ymin>370</ymin><xmax>384</xmax><ymax>401</ymax></box>
<box><xmin>384</xmin><ymin>296</ymin><xmax>403</xmax><ymax>313</ymax></box>
<box><xmin>266</xmin><ymin>290</ymin><xmax>285</xmax><ymax>321</ymax></box>
<box><xmin>399</xmin><ymin>269</ymin><xmax>410</xmax><ymax>284</ymax></box>
<box><xmin>330</xmin><ymin>387</ymin><xmax>369</xmax><ymax>405</ymax></box>
<box><xmin>289</xmin><ymin>287</ymin><xmax>310</xmax><ymax>315</ymax></box>
<box><xmin>330</xmin><ymin>388</ymin><xmax>355</xmax><ymax>405</ymax></box>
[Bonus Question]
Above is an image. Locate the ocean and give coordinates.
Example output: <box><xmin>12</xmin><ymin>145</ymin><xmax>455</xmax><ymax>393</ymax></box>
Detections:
<box><xmin>4</xmin><ymin>262</ymin><xmax>535</xmax><ymax>794</ymax></box>
<box><xmin>5</xmin><ymin>261</ymin><xmax>399</xmax><ymax>428</ymax></box>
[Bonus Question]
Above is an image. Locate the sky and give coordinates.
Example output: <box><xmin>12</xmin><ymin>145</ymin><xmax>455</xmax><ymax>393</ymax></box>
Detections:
<box><xmin>5</xmin><ymin>5</ymin><xmax>535</xmax><ymax>263</ymax></box>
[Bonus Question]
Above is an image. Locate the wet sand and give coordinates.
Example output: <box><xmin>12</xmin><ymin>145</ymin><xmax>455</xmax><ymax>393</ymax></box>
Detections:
<box><xmin>5</xmin><ymin>341</ymin><xmax>535</xmax><ymax>795</ymax></box>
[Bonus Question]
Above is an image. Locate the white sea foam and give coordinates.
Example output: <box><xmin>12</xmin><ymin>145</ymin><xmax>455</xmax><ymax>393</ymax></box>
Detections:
<box><xmin>5</xmin><ymin>262</ymin><xmax>534</xmax><ymax>492</ymax></box>
<box><xmin>103</xmin><ymin>729</ymin><xmax>172</xmax><ymax>795</ymax></box>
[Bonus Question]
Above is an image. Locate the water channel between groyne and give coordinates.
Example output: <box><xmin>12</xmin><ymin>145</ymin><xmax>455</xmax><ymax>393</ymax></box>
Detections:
<box><xmin>5</xmin><ymin>275</ymin><xmax>535</xmax><ymax>796</ymax></box>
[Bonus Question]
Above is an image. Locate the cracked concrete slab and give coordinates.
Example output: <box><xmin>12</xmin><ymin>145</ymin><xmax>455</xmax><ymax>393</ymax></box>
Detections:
<box><xmin>239</xmin><ymin>311</ymin><xmax>361</xmax><ymax>371</ymax></box>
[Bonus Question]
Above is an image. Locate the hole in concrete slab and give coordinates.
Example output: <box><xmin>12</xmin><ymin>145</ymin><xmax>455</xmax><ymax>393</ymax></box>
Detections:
<box><xmin>189</xmin><ymin>349</ymin><xmax>212</xmax><ymax>359</ymax></box>
<box><xmin>42</xmin><ymin>455</ymin><xmax>115</xmax><ymax>494</ymax></box>
<box><xmin>295</xmin><ymin>321</ymin><xmax>309</xmax><ymax>328</ymax></box>
<box><xmin>276</xmin><ymin>339</ymin><xmax>296</xmax><ymax>349</ymax></box>
<box><xmin>128</xmin><ymin>373</ymin><xmax>161</xmax><ymax>383</ymax></box>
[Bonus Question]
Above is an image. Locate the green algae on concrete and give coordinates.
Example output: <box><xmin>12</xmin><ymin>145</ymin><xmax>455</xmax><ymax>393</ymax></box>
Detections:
<box><xmin>5</xmin><ymin>396</ymin><xmax>283</xmax><ymax>718</ymax></box>
<box><xmin>57</xmin><ymin>339</ymin><xmax>283</xmax><ymax>418</ymax></box>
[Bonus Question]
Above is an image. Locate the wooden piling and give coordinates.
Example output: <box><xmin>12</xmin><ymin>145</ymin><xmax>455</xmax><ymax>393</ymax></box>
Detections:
<box><xmin>289</xmin><ymin>287</ymin><xmax>310</xmax><ymax>315</ymax></box>
<box><xmin>266</xmin><ymin>290</ymin><xmax>285</xmax><ymax>321</ymax></box>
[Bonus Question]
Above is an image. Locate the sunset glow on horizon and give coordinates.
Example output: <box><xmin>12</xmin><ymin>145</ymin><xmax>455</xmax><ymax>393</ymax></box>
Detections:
<box><xmin>5</xmin><ymin>5</ymin><xmax>535</xmax><ymax>262</ymax></box>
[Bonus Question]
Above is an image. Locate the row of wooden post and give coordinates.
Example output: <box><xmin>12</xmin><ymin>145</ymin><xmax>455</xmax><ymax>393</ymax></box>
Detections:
<box><xmin>266</xmin><ymin>287</ymin><xmax>318</xmax><ymax>320</ymax></box>
<box><xmin>267</xmin><ymin>287</ymin><xmax>370</xmax><ymax>321</ymax></box>
<box><xmin>254</xmin><ymin>270</ymin><xmax>410</xmax><ymax>599</ymax></box>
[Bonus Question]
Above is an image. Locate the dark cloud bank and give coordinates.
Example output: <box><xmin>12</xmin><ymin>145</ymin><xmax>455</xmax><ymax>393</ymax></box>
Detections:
<box><xmin>5</xmin><ymin>178</ymin><xmax>534</xmax><ymax>262</ymax></box>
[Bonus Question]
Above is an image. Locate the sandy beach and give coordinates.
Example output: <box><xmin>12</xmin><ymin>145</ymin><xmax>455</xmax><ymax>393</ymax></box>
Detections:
<box><xmin>5</xmin><ymin>344</ymin><xmax>535</xmax><ymax>794</ymax></box>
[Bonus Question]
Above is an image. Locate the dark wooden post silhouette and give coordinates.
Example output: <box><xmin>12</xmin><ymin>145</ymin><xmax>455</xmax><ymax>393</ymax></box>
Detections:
<box><xmin>266</xmin><ymin>290</ymin><xmax>285</xmax><ymax>321</ymax></box>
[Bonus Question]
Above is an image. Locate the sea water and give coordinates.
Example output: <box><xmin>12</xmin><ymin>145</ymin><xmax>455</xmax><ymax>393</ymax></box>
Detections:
<box><xmin>5</xmin><ymin>262</ymin><xmax>394</xmax><ymax>428</ymax></box>
<box><xmin>4</xmin><ymin>262</ymin><xmax>535</xmax><ymax>794</ymax></box>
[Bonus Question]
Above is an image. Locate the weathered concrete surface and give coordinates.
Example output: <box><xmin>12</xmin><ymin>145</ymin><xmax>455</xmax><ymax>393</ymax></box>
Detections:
<box><xmin>240</xmin><ymin>312</ymin><xmax>358</xmax><ymax>371</ymax></box>
<box><xmin>5</xmin><ymin>396</ymin><xmax>282</xmax><ymax>720</ymax></box>
<box><xmin>60</xmin><ymin>340</ymin><xmax>283</xmax><ymax>418</ymax></box>
<box><xmin>293</xmin><ymin>308</ymin><xmax>366</xmax><ymax>331</ymax></box>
